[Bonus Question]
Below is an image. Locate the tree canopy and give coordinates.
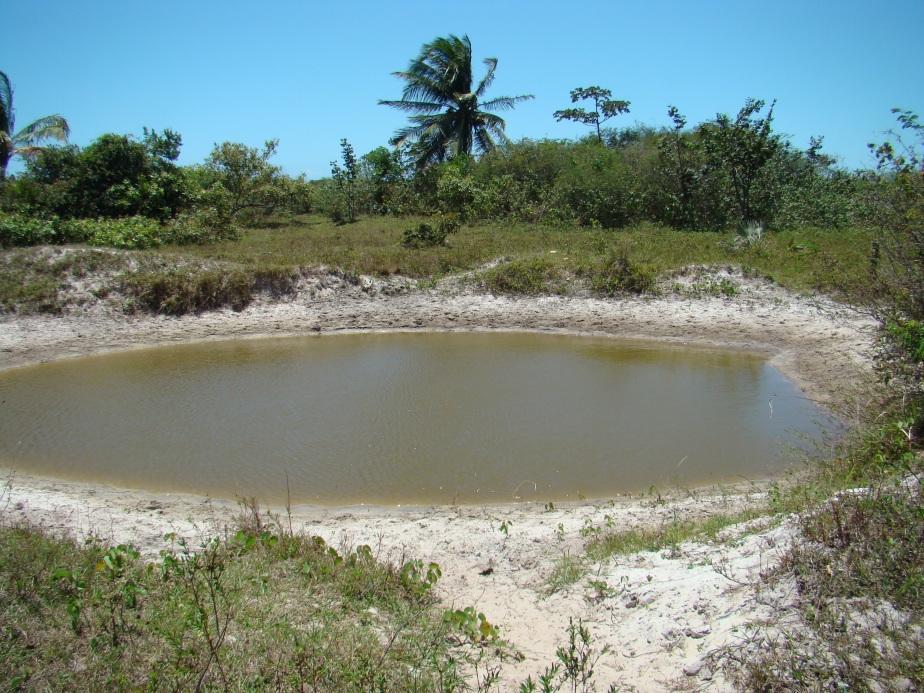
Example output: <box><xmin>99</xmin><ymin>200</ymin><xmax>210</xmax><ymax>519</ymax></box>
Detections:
<box><xmin>553</xmin><ymin>86</ymin><xmax>630</xmax><ymax>143</ymax></box>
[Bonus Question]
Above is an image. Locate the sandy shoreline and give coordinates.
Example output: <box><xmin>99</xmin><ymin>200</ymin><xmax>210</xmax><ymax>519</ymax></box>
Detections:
<box><xmin>0</xmin><ymin>272</ymin><xmax>879</xmax><ymax>689</ymax></box>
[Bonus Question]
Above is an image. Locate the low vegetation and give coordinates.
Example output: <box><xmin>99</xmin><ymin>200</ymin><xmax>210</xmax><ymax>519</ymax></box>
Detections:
<box><xmin>0</xmin><ymin>504</ymin><xmax>517</xmax><ymax>691</ymax></box>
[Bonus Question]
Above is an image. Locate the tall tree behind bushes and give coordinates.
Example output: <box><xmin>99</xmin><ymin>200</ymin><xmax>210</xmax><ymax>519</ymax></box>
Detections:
<box><xmin>380</xmin><ymin>34</ymin><xmax>533</xmax><ymax>170</ymax></box>
<box><xmin>700</xmin><ymin>98</ymin><xmax>782</xmax><ymax>228</ymax></box>
<box><xmin>553</xmin><ymin>86</ymin><xmax>630</xmax><ymax>143</ymax></box>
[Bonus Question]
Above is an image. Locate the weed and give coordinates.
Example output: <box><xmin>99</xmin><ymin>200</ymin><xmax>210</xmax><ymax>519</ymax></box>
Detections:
<box><xmin>546</xmin><ymin>552</ymin><xmax>585</xmax><ymax>595</ymax></box>
<box><xmin>118</xmin><ymin>265</ymin><xmax>297</xmax><ymax>315</ymax></box>
<box><xmin>520</xmin><ymin>618</ymin><xmax>614</xmax><ymax>692</ymax></box>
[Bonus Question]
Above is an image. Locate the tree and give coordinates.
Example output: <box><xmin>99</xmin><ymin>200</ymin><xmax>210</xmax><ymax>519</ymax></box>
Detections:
<box><xmin>201</xmin><ymin>139</ymin><xmax>282</xmax><ymax>220</ymax></box>
<box><xmin>867</xmin><ymin>108</ymin><xmax>924</xmax><ymax>326</ymax></box>
<box><xmin>329</xmin><ymin>138</ymin><xmax>358</xmax><ymax>223</ymax></box>
<box><xmin>0</xmin><ymin>70</ymin><xmax>70</xmax><ymax>179</ymax></box>
<box><xmin>700</xmin><ymin>98</ymin><xmax>782</xmax><ymax>227</ymax></box>
<box><xmin>361</xmin><ymin>146</ymin><xmax>404</xmax><ymax>214</ymax></box>
<box><xmin>553</xmin><ymin>86</ymin><xmax>630</xmax><ymax>143</ymax></box>
<box><xmin>21</xmin><ymin>129</ymin><xmax>187</xmax><ymax>219</ymax></box>
<box><xmin>379</xmin><ymin>34</ymin><xmax>533</xmax><ymax>170</ymax></box>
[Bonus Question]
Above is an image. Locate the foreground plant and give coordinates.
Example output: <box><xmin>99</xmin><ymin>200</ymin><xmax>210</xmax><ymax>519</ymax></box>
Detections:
<box><xmin>0</xmin><ymin>517</ymin><xmax>510</xmax><ymax>690</ymax></box>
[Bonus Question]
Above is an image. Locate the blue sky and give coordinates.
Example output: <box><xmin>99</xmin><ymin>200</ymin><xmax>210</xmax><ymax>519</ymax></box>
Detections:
<box><xmin>3</xmin><ymin>0</ymin><xmax>922</xmax><ymax>177</ymax></box>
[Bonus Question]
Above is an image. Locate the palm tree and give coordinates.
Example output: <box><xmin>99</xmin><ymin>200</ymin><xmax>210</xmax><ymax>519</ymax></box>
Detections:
<box><xmin>0</xmin><ymin>70</ymin><xmax>70</xmax><ymax>179</ymax></box>
<box><xmin>379</xmin><ymin>35</ymin><xmax>532</xmax><ymax>169</ymax></box>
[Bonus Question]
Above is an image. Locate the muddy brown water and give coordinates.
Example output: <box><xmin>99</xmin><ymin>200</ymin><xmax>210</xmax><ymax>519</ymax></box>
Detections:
<box><xmin>0</xmin><ymin>332</ymin><xmax>836</xmax><ymax>505</ymax></box>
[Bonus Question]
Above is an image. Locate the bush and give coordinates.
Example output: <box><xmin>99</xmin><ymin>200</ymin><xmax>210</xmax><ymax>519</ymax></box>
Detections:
<box><xmin>163</xmin><ymin>207</ymin><xmax>239</xmax><ymax>245</ymax></box>
<box><xmin>482</xmin><ymin>257</ymin><xmax>565</xmax><ymax>295</ymax></box>
<box><xmin>0</xmin><ymin>211</ymin><xmax>60</xmax><ymax>247</ymax></box>
<box><xmin>585</xmin><ymin>252</ymin><xmax>657</xmax><ymax>296</ymax></box>
<box><xmin>402</xmin><ymin>214</ymin><xmax>459</xmax><ymax>248</ymax></box>
<box><xmin>887</xmin><ymin>319</ymin><xmax>924</xmax><ymax>363</ymax></box>
<box><xmin>62</xmin><ymin>216</ymin><xmax>164</xmax><ymax>250</ymax></box>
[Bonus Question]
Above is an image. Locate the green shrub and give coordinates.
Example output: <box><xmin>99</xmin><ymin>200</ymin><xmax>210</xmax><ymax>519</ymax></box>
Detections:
<box><xmin>401</xmin><ymin>215</ymin><xmax>459</xmax><ymax>248</ymax></box>
<box><xmin>56</xmin><ymin>216</ymin><xmax>164</xmax><ymax>250</ymax></box>
<box><xmin>163</xmin><ymin>207</ymin><xmax>239</xmax><ymax>245</ymax></box>
<box><xmin>887</xmin><ymin>319</ymin><xmax>924</xmax><ymax>363</ymax></box>
<box><xmin>585</xmin><ymin>252</ymin><xmax>656</xmax><ymax>296</ymax></box>
<box><xmin>482</xmin><ymin>257</ymin><xmax>565</xmax><ymax>295</ymax></box>
<box><xmin>0</xmin><ymin>211</ymin><xmax>60</xmax><ymax>247</ymax></box>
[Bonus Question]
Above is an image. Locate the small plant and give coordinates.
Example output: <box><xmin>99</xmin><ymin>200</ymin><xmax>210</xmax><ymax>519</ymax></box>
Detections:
<box><xmin>399</xmin><ymin>559</ymin><xmax>442</xmax><ymax>598</ymax></box>
<box><xmin>546</xmin><ymin>552</ymin><xmax>585</xmax><ymax>595</ymax></box>
<box><xmin>498</xmin><ymin>519</ymin><xmax>512</xmax><ymax>536</ymax></box>
<box><xmin>443</xmin><ymin>606</ymin><xmax>499</xmax><ymax>645</ymax></box>
<box><xmin>520</xmin><ymin>618</ymin><xmax>612</xmax><ymax>692</ymax></box>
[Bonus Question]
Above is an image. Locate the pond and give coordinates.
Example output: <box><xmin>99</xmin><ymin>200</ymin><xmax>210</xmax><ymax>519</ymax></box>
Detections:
<box><xmin>0</xmin><ymin>332</ymin><xmax>835</xmax><ymax>505</ymax></box>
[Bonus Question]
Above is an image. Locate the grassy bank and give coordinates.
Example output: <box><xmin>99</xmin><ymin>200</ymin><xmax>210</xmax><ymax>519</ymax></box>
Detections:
<box><xmin>172</xmin><ymin>215</ymin><xmax>874</xmax><ymax>295</ymax></box>
<box><xmin>0</xmin><ymin>214</ymin><xmax>877</xmax><ymax>315</ymax></box>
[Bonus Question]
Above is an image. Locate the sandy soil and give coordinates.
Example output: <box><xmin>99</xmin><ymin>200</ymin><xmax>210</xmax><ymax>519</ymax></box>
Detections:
<box><xmin>0</xmin><ymin>269</ymin><xmax>879</xmax><ymax>690</ymax></box>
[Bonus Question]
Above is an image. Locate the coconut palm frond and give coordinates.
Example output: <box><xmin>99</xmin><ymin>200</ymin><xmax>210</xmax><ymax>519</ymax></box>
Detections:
<box><xmin>377</xmin><ymin>99</ymin><xmax>444</xmax><ymax>114</ymax></box>
<box><xmin>473</xmin><ymin>126</ymin><xmax>497</xmax><ymax>155</ymax></box>
<box><xmin>0</xmin><ymin>72</ymin><xmax>70</xmax><ymax>178</ymax></box>
<box><xmin>474</xmin><ymin>58</ymin><xmax>497</xmax><ymax>98</ymax></box>
<box><xmin>480</xmin><ymin>94</ymin><xmax>534</xmax><ymax>112</ymax></box>
<box><xmin>0</xmin><ymin>71</ymin><xmax>13</xmax><ymax>132</ymax></box>
<box><xmin>13</xmin><ymin>145</ymin><xmax>44</xmax><ymax>159</ymax></box>
<box><xmin>13</xmin><ymin>114</ymin><xmax>70</xmax><ymax>146</ymax></box>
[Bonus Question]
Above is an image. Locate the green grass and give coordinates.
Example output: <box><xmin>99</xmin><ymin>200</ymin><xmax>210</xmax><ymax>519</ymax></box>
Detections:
<box><xmin>166</xmin><ymin>214</ymin><xmax>877</xmax><ymax>298</ymax></box>
<box><xmin>584</xmin><ymin>508</ymin><xmax>767</xmax><ymax>561</ymax></box>
<box><xmin>0</xmin><ymin>512</ymin><xmax>508</xmax><ymax>691</ymax></box>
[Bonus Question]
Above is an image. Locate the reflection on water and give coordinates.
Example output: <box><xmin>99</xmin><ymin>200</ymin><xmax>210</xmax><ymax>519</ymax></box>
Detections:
<box><xmin>0</xmin><ymin>332</ymin><xmax>836</xmax><ymax>504</ymax></box>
